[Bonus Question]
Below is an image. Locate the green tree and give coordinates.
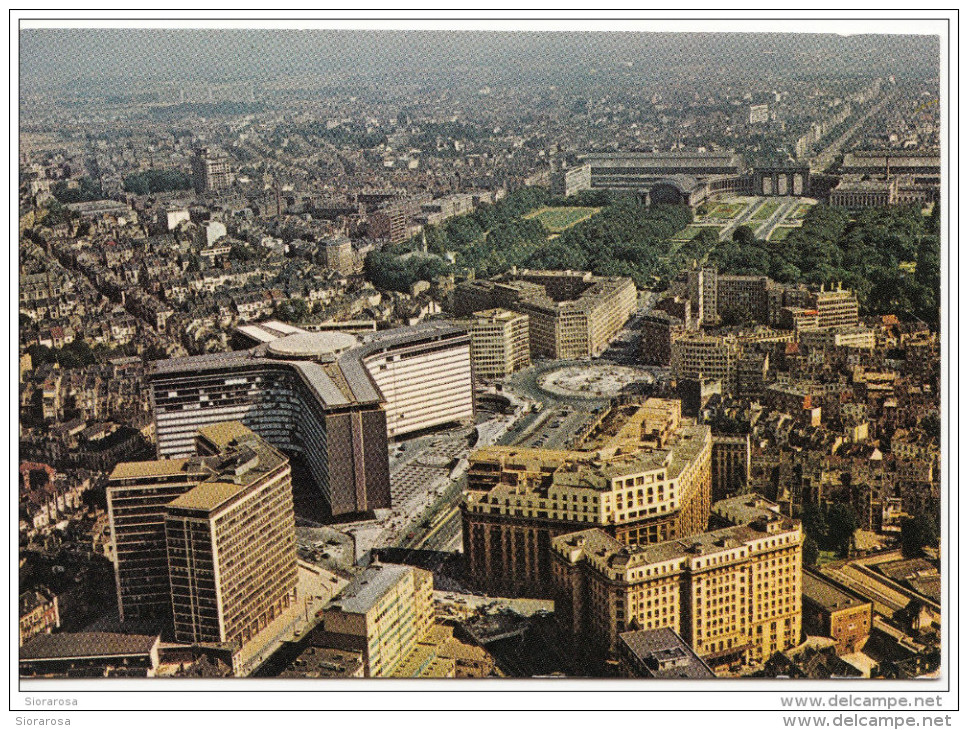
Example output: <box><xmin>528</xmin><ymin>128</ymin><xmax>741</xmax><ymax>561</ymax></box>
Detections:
<box><xmin>900</xmin><ymin>512</ymin><xmax>939</xmax><ymax>558</ymax></box>
<box><xmin>825</xmin><ymin>503</ymin><xmax>859</xmax><ymax>555</ymax></box>
<box><xmin>802</xmin><ymin>537</ymin><xmax>820</xmax><ymax>567</ymax></box>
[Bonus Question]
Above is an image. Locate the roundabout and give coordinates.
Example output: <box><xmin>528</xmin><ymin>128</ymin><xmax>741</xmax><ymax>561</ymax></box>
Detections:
<box><xmin>536</xmin><ymin>363</ymin><xmax>654</xmax><ymax>399</ymax></box>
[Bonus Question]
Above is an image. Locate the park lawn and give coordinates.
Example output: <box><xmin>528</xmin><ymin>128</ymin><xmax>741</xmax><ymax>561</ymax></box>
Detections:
<box><xmin>751</xmin><ymin>200</ymin><xmax>783</xmax><ymax>221</ymax></box>
<box><xmin>525</xmin><ymin>206</ymin><xmax>601</xmax><ymax>233</ymax></box>
<box><xmin>674</xmin><ymin>224</ymin><xmax>722</xmax><ymax>241</ymax></box>
<box><xmin>769</xmin><ymin>226</ymin><xmax>798</xmax><ymax>242</ymax></box>
<box><xmin>816</xmin><ymin>550</ymin><xmax>841</xmax><ymax>566</ymax></box>
<box><xmin>708</xmin><ymin>202</ymin><xmax>747</xmax><ymax>220</ymax></box>
<box><xmin>791</xmin><ymin>203</ymin><xmax>815</xmax><ymax>220</ymax></box>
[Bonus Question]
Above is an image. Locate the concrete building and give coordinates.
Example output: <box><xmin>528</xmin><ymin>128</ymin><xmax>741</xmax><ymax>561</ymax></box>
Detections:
<box><xmin>799</xmin><ymin>325</ymin><xmax>874</xmax><ymax>351</ymax></box>
<box><xmin>108</xmin><ymin>423</ymin><xmax>297</xmax><ymax>654</ymax></box>
<box><xmin>20</xmin><ymin>632</ymin><xmax>162</xmax><ymax>678</ymax></box>
<box><xmin>671</xmin><ymin>332</ymin><xmax>742</xmax><ymax>390</ymax></box>
<box><xmin>711</xmin><ymin>434</ymin><xmax>751</xmax><ymax>502</ymax></box>
<box><xmin>809</xmin><ymin>288</ymin><xmax>860</xmax><ymax>329</ymax></box>
<box><xmin>322</xmin><ymin>236</ymin><xmax>355</xmax><ymax>275</ymax></box>
<box><xmin>551</xmin><ymin>495</ymin><xmax>802</xmax><ymax>669</ymax></box>
<box><xmin>149</xmin><ymin>322</ymin><xmax>474</xmax><ymax>515</ymax></box>
<box><xmin>191</xmin><ymin>147</ymin><xmax>235</xmax><ymax>194</ymax></box>
<box><xmin>463</xmin><ymin>308</ymin><xmax>531</xmax><ymax>380</ymax></box>
<box><xmin>108</xmin><ymin>456</ymin><xmax>216</xmax><ymax>622</ymax></box>
<box><xmin>802</xmin><ymin>571</ymin><xmax>873</xmax><ymax>655</ymax></box>
<box><xmin>165</xmin><ymin>423</ymin><xmax>298</xmax><ymax>653</ymax></box>
<box><xmin>314</xmin><ymin>563</ymin><xmax>434</xmax><ymax>677</ymax></box>
<box><xmin>462</xmin><ymin>399</ymin><xmax>712</xmax><ymax>597</ymax></box>
<box><xmin>640</xmin><ymin>310</ymin><xmax>687</xmax><ymax>367</ymax></box>
<box><xmin>551</xmin><ymin>163</ymin><xmax>592</xmax><ymax>197</ymax></box>
<box><xmin>452</xmin><ymin>270</ymin><xmax>636</xmax><ymax>360</ymax></box>
<box><xmin>19</xmin><ymin>588</ymin><xmax>60</xmax><ymax>647</ymax></box>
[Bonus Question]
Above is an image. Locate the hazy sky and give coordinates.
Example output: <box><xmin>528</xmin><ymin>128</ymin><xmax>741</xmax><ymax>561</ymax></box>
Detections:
<box><xmin>20</xmin><ymin>30</ymin><xmax>940</xmax><ymax>89</ymax></box>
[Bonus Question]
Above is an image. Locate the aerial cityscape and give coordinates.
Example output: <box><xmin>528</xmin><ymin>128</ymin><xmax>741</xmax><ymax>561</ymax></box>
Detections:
<box><xmin>18</xmin><ymin>28</ymin><xmax>942</xmax><ymax>682</ymax></box>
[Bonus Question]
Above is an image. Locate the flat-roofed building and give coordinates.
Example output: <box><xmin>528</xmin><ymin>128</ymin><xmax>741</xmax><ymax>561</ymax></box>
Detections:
<box><xmin>462</xmin><ymin>399</ymin><xmax>712</xmax><ymax>597</ymax></box>
<box><xmin>551</xmin><ymin>163</ymin><xmax>592</xmax><ymax>197</ymax></box>
<box><xmin>618</xmin><ymin>627</ymin><xmax>716</xmax><ymax>678</ymax></box>
<box><xmin>150</xmin><ymin>322</ymin><xmax>474</xmax><ymax>515</ymax></box>
<box><xmin>107</xmin><ymin>456</ymin><xmax>217</xmax><ymax>622</ymax></box>
<box><xmin>711</xmin><ymin>434</ymin><xmax>751</xmax><ymax>502</ymax></box>
<box><xmin>191</xmin><ymin>147</ymin><xmax>235</xmax><ymax>194</ymax></box>
<box><xmin>809</xmin><ymin>288</ymin><xmax>860</xmax><ymax>329</ymax></box>
<box><xmin>20</xmin><ymin>632</ymin><xmax>161</xmax><ymax>678</ymax></box>
<box><xmin>671</xmin><ymin>332</ymin><xmax>742</xmax><ymax>390</ymax></box>
<box><xmin>582</xmin><ymin>151</ymin><xmax>745</xmax><ymax>190</ymax></box>
<box><xmin>108</xmin><ymin>424</ymin><xmax>298</xmax><ymax>656</ymax></box>
<box><xmin>551</xmin><ymin>495</ymin><xmax>802</xmax><ymax>669</ymax></box>
<box><xmin>830</xmin><ymin>175</ymin><xmax>898</xmax><ymax>208</ymax></box>
<box><xmin>164</xmin><ymin>424</ymin><xmax>297</xmax><ymax>652</ymax></box>
<box><xmin>799</xmin><ymin>325</ymin><xmax>875</xmax><ymax>351</ymax></box>
<box><xmin>314</xmin><ymin>563</ymin><xmax>434</xmax><ymax>677</ymax></box>
<box><xmin>802</xmin><ymin>571</ymin><xmax>872</xmax><ymax>655</ymax></box>
<box><xmin>451</xmin><ymin>269</ymin><xmax>636</xmax><ymax>359</ymax></box>
<box><xmin>464</xmin><ymin>308</ymin><xmax>531</xmax><ymax>379</ymax></box>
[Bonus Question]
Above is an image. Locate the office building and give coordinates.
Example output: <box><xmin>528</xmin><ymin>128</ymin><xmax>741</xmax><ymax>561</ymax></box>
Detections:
<box><xmin>711</xmin><ymin>434</ymin><xmax>751</xmax><ymax>501</ymax></box>
<box><xmin>314</xmin><ymin>563</ymin><xmax>434</xmax><ymax>677</ymax></box>
<box><xmin>551</xmin><ymin>495</ymin><xmax>802</xmax><ymax>669</ymax></box>
<box><xmin>108</xmin><ymin>423</ymin><xmax>297</xmax><ymax>659</ymax></box>
<box><xmin>462</xmin><ymin>399</ymin><xmax>712</xmax><ymax>597</ymax></box>
<box><xmin>165</xmin><ymin>423</ymin><xmax>298</xmax><ymax>651</ymax></box>
<box><xmin>191</xmin><ymin>147</ymin><xmax>235</xmax><ymax>194</ymax></box>
<box><xmin>108</xmin><ymin>455</ymin><xmax>217</xmax><ymax>622</ymax></box>
<box><xmin>551</xmin><ymin>163</ymin><xmax>592</xmax><ymax>197</ymax></box>
<box><xmin>809</xmin><ymin>287</ymin><xmax>860</xmax><ymax>329</ymax></box>
<box><xmin>640</xmin><ymin>311</ymin><xmax>688</xmax><ymax>367</ymax></box>
<box><xmin>150</xmin><ymin>322</ymin><xmax>473</xmax><ymax>515</ymax></box>
<box><xmin>322</xmin><ymin>236</ymin><xmax>356</xmax><ymax>275</ymax></box>
<box><xmin>464</xmin><ymin>308</ymin><xmax>531</xmax><ymax>379</ymax></box>
<box><xmin>671</xmin><ymin>332</ymin><xmax>742</xmax><ymax>390</ymax></box>
<box><xmin>452</xmin><ymin>269</ymin><xmax>637</xmax><ymax>359</ymax></box>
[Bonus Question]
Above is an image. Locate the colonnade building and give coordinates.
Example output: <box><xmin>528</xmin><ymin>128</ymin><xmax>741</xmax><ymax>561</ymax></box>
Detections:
<box><xmin>550</xmin><ymin>495</ymin><xmax>802</xmax><ymax>670</ymax></box>
<box><xmin>150</xmin><ymin>322</ymin><xmax>474</xmax><ymax>516</ymax></box>
<box><xmin>462</xmin><ymin>398</ymin><xmax>712</xmax><ymax>597</ymax></box>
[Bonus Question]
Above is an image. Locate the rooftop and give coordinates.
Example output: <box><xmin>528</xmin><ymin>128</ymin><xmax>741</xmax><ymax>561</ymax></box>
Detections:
<box><xmin>20</xmin><ymin>632</ymin><xmax>159</xmax><ymax>661</ymax></box>
<box><xmin>619</xmin><ymin>628</ymin><xmax>716</xmax><ymax>679</ymax></box>
<box><xmin>327</xmin><ymin>563</ymin><xmax>415</xmax><ymax>615</ymax></box>
<box><xmin>802</xmin><ymin>571</ymin><xmax>869</xmax><ymax>613</ymax></box>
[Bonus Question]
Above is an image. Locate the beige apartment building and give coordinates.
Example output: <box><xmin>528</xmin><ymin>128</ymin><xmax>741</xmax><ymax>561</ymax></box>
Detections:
<box><xmin>551</xmin><ymin>495</ymin><xmax>802</xmax><ymax>670</ymax></box>
<box><xmin>462</xmin><ymin>398</ymin><xmax>712</xmax><ymax>597</ymax></box>
<box><xmin>464</xmin><ymin>308</ymin><xmax>531</xmax><ymax>379</ymax></box>
<box><xmin>809</xmin><ymin>287</ymin><xmax>860</xmax><ymax>329</ymax></box>
<box><xmin>165</xmin><ymin>423</ymin><xmax>297</xmax><ymax>651</ymax></box>
<box><xmin>315</xmin><ymin>563</ymin><xmax>434</xmax><ymax>677</ymax></box>
<box><xmin>108</xmin><ymin>422</ymin><xmax>298</xmax><ymax>659</ymax></box>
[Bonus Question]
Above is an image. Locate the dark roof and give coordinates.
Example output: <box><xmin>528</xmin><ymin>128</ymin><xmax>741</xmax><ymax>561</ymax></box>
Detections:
<box><xmin>652</xmin><ymin>175</ymin><xmax>701</xmax><ymax>194</ymax></box>
<box><xmin>802</xmin><ymin>571</ymin><xmax>869</xmax><ymax>613</ymax></box>
<box><xmin>20</xmin><ymin>632</ymin><xmax>159</xmax><ymax>661</ymax></box>
<box><xmin>619</xmin><ymin>628</ymin><xmax>715</xmax><ymax>679</ymax></box>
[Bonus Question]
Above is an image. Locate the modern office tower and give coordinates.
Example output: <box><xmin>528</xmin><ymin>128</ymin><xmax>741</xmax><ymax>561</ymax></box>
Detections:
<box><xmin>671</xmin><ymin>332</ymin><xmax>742</xmax><ymax>388</ymax></box>
<box><xmin>551</xmin><ymin>163</ymin><xmax>592</xmax><ymax>197</ymax></box>
<box><xmin>550</xmin><ymin>495</ymin><xmax>802</xmax><ymax>670</ymax></box>
<box><xmin>462</xmin><ymin>398</ymin><xmax>712</xmax><ymax>597</ymax></box>
<box><xmin>686</xmin><ymin>265</ymin><xmax>719</xmax><ymax>327</ymax></box>
<box><xmin>640</xmin><ymin>310</ymin><xmax>687</xmax><ymax>366</ymax></box>
<box><xmin>322</xmin><ymin>236</ymin><xmax>356</xmax><ymax>275</ymax></box>
<box><xmin>314</xmin><ymin>563</ymin><xmax>434</xmax><ymax>677</ymax></box>
<box><xmin>355</xmin><ymin>324</ymin><xmax>474</xmax><ymax>438</ymax></box>
<box><xmin>149</xmin><ymin>322</ymin><xmax>473</xmax><ymax>515</ymax></box>
<box><xmin>108</xmin><ymin>423</ymin><xmax>297</xmax><ymax>655</ymax></box>
<box><xmin>711</xmin><ymin>434</ymin><xmax>751</xmax><ymax>501</ymax></box>
<box><xmin>451</xmin><ymin>269</ymin><xmax>637</xmax><ymax>359</ymax></box>
<box><xmin>191</xmin><ymin>147</ymin><xmax>235</xmax><ymax>194</ymax></box>
<box><xmin>165</xmin><ymin>422</ymin><xmax>297</xmax><ymax>650</ymax></box>
<box><xmin>107</xmin><ymin>456</ymin><xmax>216</xmax><ymax>623</ymax></box>
<box><xmin>464</xmin><ymin>308</ymin><xmax>531</xmax><ymax>379</ymax></box>
<box><xmin>808</xmin><ymin>287</ymin><xmax>860</xmax><ymax>329</ymax></box>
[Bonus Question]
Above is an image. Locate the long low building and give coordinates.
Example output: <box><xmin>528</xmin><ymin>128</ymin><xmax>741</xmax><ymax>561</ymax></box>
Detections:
<box><xmin>150</xmin><ymin>321</ymin><xmax>474</xmax><ymax>515</ymax></box>
<box><xmin>581</xmin><ymin>151</ymin><xmax>746</xmax><ymax>190</ymax></box>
